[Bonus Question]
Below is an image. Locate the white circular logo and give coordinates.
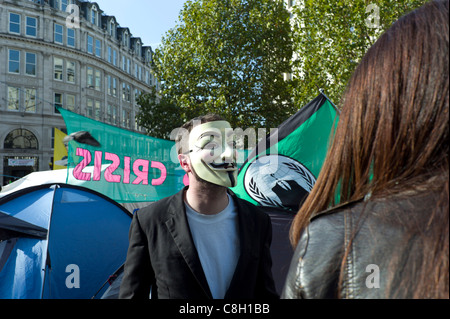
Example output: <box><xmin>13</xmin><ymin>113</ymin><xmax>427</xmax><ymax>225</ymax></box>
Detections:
<box><xmin>244</xmin><ymin>155</ymin><xmax>316</xmax><ymax>211</ymax></box>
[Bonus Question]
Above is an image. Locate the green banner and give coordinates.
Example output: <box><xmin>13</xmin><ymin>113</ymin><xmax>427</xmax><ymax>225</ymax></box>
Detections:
<box><xmin>57</xmin><ymin>107</ymin><xmax>185</xmax><ymax>203</ymax></box>
<box><xmin>231</xmin><ymin>93</ymin><xmax>339</xmax><ymax>211</ymax></box>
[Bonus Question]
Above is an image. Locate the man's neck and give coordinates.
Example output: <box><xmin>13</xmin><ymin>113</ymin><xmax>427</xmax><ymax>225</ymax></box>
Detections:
<box><xmin>185</xmin><ymin>181</ymin><xmax>229</xmax><ymax>215</ymax></box>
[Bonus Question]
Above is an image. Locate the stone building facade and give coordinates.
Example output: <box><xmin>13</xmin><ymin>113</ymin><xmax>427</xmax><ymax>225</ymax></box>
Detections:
<box><xmin>0</xmin><ymin>0</ymin><xmax>156</xmax><ymax>185</ymax></box>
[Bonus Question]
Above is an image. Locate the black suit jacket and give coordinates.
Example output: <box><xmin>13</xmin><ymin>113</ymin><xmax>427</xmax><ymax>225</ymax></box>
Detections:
<box><xmin>119</xmin><ymin>187</ymin><xmax>279</xmax><ymax>299</ymax></box>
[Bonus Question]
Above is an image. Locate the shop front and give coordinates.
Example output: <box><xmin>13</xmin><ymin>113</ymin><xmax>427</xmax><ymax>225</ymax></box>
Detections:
<box><xmin>1</xmin><ymin>129</ymin><xmax>40</xmax><ymax>186</ymax></box>
<box><xmin>2</xmin><ymin>156</ymin><xmax>39</xmax><ymax>185</ymax></box>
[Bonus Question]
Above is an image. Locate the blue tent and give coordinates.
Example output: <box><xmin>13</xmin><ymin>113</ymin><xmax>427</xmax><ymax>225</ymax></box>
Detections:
<box><xmin>0</xmin><ymin>183</ymin><xmax>132</xmax><ymax>299</ymax></box>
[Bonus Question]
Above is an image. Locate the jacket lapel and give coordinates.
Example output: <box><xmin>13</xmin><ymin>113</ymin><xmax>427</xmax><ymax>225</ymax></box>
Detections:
<box><xmin>165</xmin><ymin>188</ymin><xmax>213</xmax><ymax>299</ymax></box>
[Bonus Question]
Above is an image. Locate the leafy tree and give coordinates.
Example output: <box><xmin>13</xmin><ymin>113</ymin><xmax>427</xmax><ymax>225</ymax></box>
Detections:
<box><xmin>135</xmin><ymin>87</ymin><xmax>185</xmax><ymax>139</ymax></box>
<box><xmin>138</xmin><ymin>0</ymin><xmax>295</xmax><ymax>138</ymax></box>
<box><xmin>290</xmin><ymin>0</ymin><xmax>428</xmax><ymax>108</ymax></box>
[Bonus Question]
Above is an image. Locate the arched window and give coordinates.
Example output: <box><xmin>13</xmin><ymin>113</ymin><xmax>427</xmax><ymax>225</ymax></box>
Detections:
<box><xmin>4</xmin><ymin>129</ymin><xmax>39</xmax><ymax>150</ymax></box>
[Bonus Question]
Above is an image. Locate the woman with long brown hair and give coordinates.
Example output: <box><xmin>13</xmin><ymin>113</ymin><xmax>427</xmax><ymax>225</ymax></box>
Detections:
<box><xmin>282</xmin><ymin>0</ymin><xmax>448</xmax><ymax>299</ymax></box>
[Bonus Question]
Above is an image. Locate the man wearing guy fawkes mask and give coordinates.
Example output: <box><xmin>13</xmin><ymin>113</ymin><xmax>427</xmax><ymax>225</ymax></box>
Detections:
<box><xmin>120</xmin><ymin>114</ymin><xmax>278</xmax><ymax>300</ymax></box>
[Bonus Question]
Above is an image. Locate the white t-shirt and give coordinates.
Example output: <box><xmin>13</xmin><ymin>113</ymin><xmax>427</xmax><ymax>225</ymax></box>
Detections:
<box><xmin>185</xmin><ymin>194</ymin><xmax>240</xmax><ymax>299</ymax></box>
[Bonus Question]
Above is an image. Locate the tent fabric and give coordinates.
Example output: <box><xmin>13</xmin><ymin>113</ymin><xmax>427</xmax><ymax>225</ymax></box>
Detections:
<box><xmin>0</xmin><ymin>184</ymin><xmax>132</xmax><ymax>299</ymax></box>
<box><xmin>0</xmin><ymin>238</ymin><xmax>47</xmax><ymax>299</ymax></box>
<box><xmin>0</xmin><ymin>169</ymin><xmax>69</xmax><ymax>197</ymax></box>
<box><xmin>0</xmin><ymin>169</ymin><xmax>153</xmax><ymax>214</ymax></box>
<box><xmin>0</xmin><ymin>211</ymin><xmax>47</xmax><ymax>239</ymax></box>
<box><xmin>0</xmin><ymin>187</ymin><xmax>56</xmax><ymax>231</ymax></box>
<box><xmin>0</xmin><ymin>167</ymin><xmax>103</xmax><ymax>198</ymax></box>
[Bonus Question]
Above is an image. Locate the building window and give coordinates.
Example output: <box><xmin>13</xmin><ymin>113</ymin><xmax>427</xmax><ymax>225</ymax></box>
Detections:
<box><xmin>54</xmin><ymin>57</ymin><xmax>63</xmax><ymax>81</ymax></box>
<box><xmin>85</xmin><ymin>66</ymin><xmax>101</xmax><ymax>89</ymax></box>
<box><xmin>87</xmin><ymin>35</ymin><xmax>93</xmax><ymax>54</ymax></box>
<box><xmin>135</xmin><ymin>89</ymin><xmax>142</xmax><ymax>100</ymax></box>
<box><xmin>67</xmin><ymin>60</ymin><xmax>76</xmax><ymax>83</ymax></box>
<box><xmin>94</xmin><ymin>101</ymin><xmax>101</xmax><ymax>121</ymax></box>
<box><xmin>127</xmin><ymin>58</ymin><xmax>131</xmax><ymax>74</ymax></box>
<box><xmin>54</xmin><ymin>23</ymin><xmax>64</xmax><ymax>44</ymax></box>
<box><xmin>114</xmin><ymin>105</ymin><xmax>119</xmax><ymax>125</ymax></box>
<box><xmin>107</xmin><ymin>75</ymin><xmax>112</xmax><ymax>95</ymax></box>
<box><xmin>25</xmin><ymin>52</ymin><xmax>36</xmax><ymax>76</ymax></box>
<box><xmin>67</xmin><ymin>28</ymin><xmax>75</xmax><ymax>47</ymax></box>
<box><xmin>61</xmin><ymin>0</ymin><xmax>69</xmax><ymax>12</ymax></box>
<box><xmin>86</xmin><ymin>99</ymin><xmax>93</xmax><ymax>118</ymax></box>
<box><xmin>4</xmin><ymin>129</ymin><xmax>38</xmax><ymax>150</ymax></box>
<box><xmin>108</xmin><ymin>46</ymin><xmax>112</xmax><ymax>63</ymax></box>
<box><xmin>145</xmin><ymin>49</ymin><xmax>153</xmax><ymax>63</ymax></box>
<box><xmin>95</xmin><ymin>70</ymin><xmax>101</xmax><ymax>91</ymax></box>
<box><xmin>25</xmin><ymin>88</ymin><xmax>37</xmax><ymax>113</ymax></box>
<box><xmin>26</xmin><ymin>17</ymin><xmax>37</xmax><ymax>37</ymax></box>
<box><xmin>66</xmin><ymin>94</ymin><xmax>76</xmax><ymax>112</ymax></box>
<box><xmin>123</xmin><ymin>33</ymin><xmax>129</xmax><ymax>47</ymax></box>
<box><xmin>122</xmin><ymin>56</ymin><xmax>126</xmax><ymax>71</ymax></box>
<box><xmin>7</xmin><ymin>86</ymin><xmax>20</xmax><ymax>111</ymax></box>
<box><xmin>54</xmin><ymin>93</ymin><xmax>63</xmax><ymax>112</ymax></box>
<box><xmin>91</xmin><ymin>6</ymin><xmax>97</xmax><ymax>26</ymax></box>
<box><xmin>112</xmin><ymin>77</ymin><xmax>117</xmax><ymax>97</ymax></box>
<box><xmin>135</xmin><ymin>42</ymin><xmax>141</xmax><ymax>56</ymax></box>
<box><xmin>9</xmin><ymin>13</ymin><xmax>21</xmax><ymax>34</ymax></box>
<box><xmin>106</xmin><ymin>104</ymin><xmax>113</xmax><ymax>123</ymax></box>
<box><xmin>113</xmin><ymin>50</ymin><xmax>118</xmax><ymax>66</ymax></box>
<box><xmin>107</xmin><ymin>105</ymin><xmax>119</xmax><ymax>124</ymax></box>
<box><xmin>146</xmin><ymin>70</ymin><xmax>153</xmax><ymax>85</ymax></box>
<box><xmin>110</xmin><ymin>21</ymin><xmax>115</xmax><ymax>37</ymax></box>
<box><xmin>87</xmin><ymin>67</ymin><xmax>94</xmax><ymax>88</ymax></box>
<box><xmin>122</xmin><ymin>108</ymin><xmax>131</xmax><ymax>129</ymax></box>
<box><xmin>8</xmin><ymin>49</ymin><xmax>20</xmax><ymax>74</ymax></box>
<box><xmin>95</xmin><ymin>39</ymin><xmax>102</xmax><ymax>57</ymax></box>
<box><xmin>107</xmin><ymin>76</ymin><xmax>117</xmax><ymax>97</ymax></box>
<box><xmin>122</xmin><ymin>83</ymin><xmax>131</xmax><ymax>102</ymax></box>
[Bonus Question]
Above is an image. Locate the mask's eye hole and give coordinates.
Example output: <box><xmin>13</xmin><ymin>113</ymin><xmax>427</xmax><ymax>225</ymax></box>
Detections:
<box><xmin>203</xmin><ymin>141</ymin><xmax>219</xmax><ymax>150</ymax></box>
<box><xmin>197</xmin><ymin>135</ymin><xmax>220</xmax><ymax>152</ymax></box>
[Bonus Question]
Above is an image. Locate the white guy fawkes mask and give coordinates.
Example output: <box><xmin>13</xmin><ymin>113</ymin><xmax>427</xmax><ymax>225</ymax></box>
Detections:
<box><xmin>187</xmin><ymin>121</ymin><xmax>238</xmax><ymax>187</ymax></box>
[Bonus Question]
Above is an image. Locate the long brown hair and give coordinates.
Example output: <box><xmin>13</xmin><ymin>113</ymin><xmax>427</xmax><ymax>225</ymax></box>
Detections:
<box><xmin>290</xmin><ymin>0</ymin><xmax>449</xmax><ymax>298</ymax></box>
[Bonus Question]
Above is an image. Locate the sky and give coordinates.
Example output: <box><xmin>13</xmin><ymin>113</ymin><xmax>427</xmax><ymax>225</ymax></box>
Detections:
<box><xmin>92</xmin><ymin>0</ymin><xmax>188</xmax><ymax>49</ymax></box>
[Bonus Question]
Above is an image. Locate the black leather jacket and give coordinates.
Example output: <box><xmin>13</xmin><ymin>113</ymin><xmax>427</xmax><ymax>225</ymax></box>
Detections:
<box><xmin>281</xmin><ymin>189</ymin><xmax>441</xmax><ymax>299</ymax></box>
